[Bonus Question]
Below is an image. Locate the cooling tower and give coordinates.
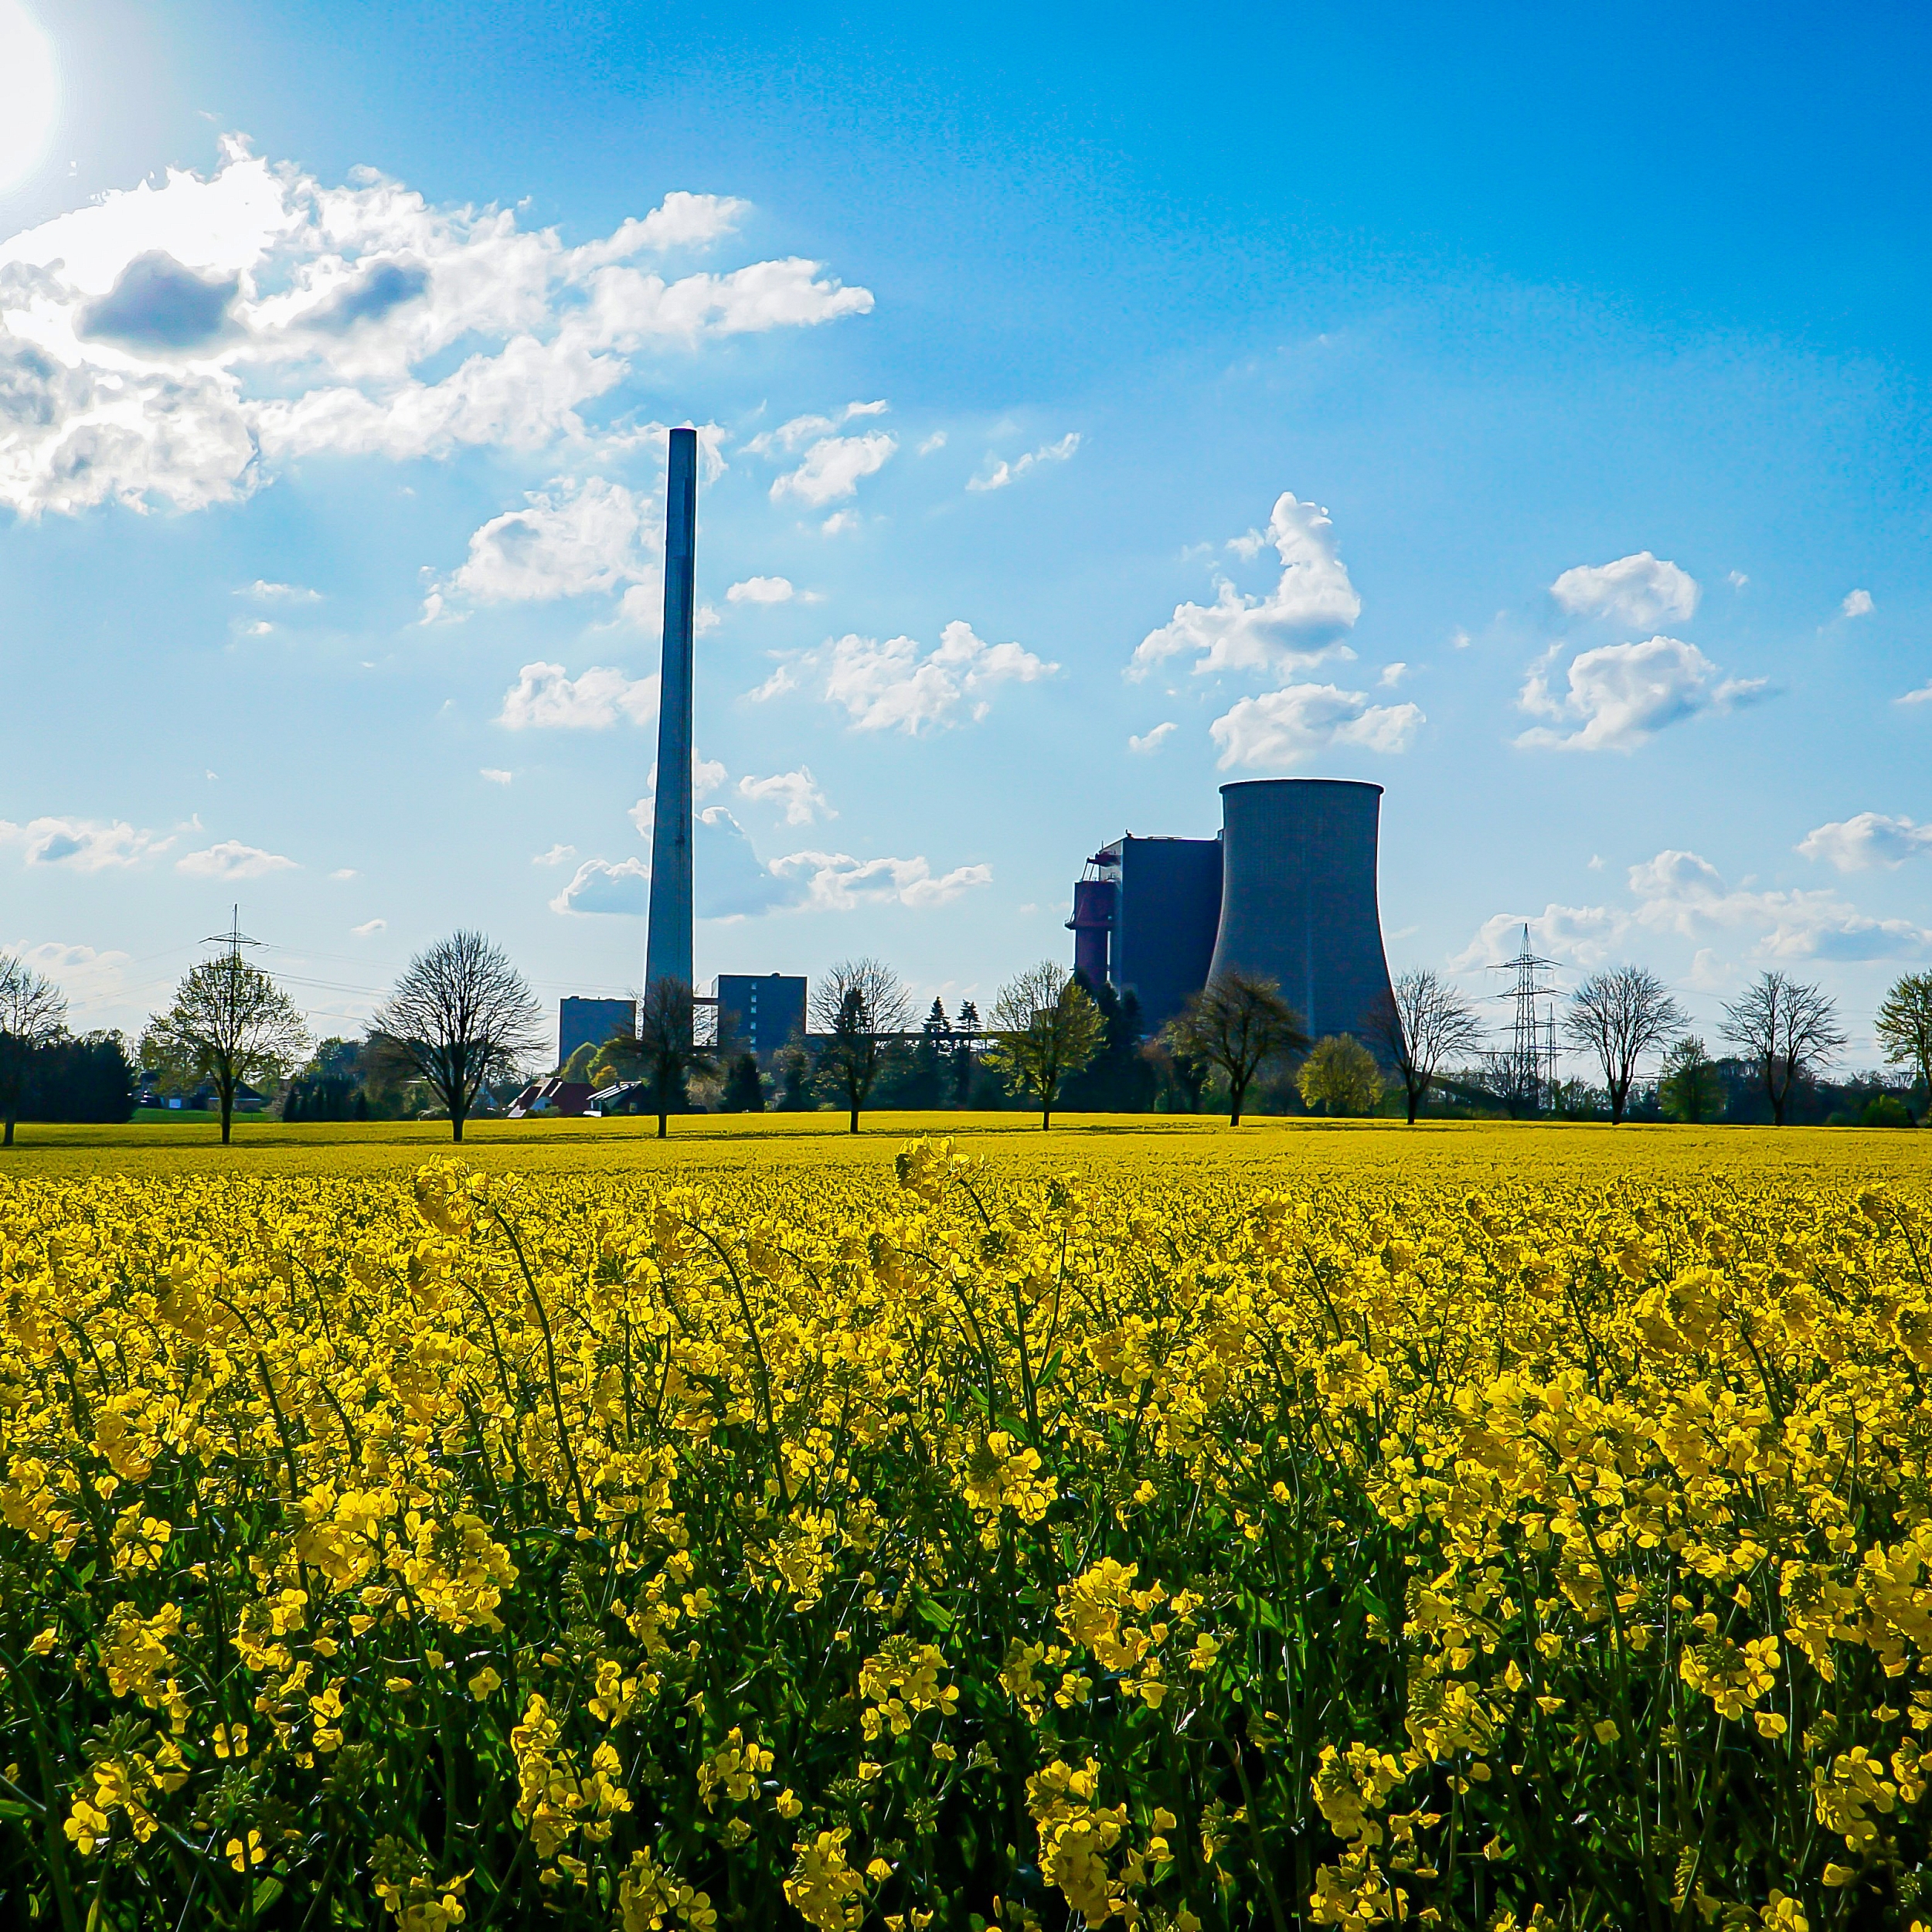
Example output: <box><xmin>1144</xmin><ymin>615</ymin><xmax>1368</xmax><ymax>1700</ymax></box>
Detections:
<box><xmin>644</xmin><ymin>427</ymin><xmax>698</xmax><ymax>992</ymax></box>
<box><xmin>1205</xmin><ymin>779</ymin><xmax>1393</xmax><ymax>1041</ymax></box>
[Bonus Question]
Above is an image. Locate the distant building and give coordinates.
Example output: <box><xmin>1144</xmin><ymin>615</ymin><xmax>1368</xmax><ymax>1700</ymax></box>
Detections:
<box><xmin>715</xmin><ymin>973</ymin><xmax>807</xmax><ymax>1061</ymax></box>
<box><xmin>559</xmin><ymin>996</ymin><xmax>636</xmax><ymax>1068</ymax></box>
<box><xmin>508</xmin><ymin>1079</ymin><xmax>597</xmax><ymax>1119</ymax></box>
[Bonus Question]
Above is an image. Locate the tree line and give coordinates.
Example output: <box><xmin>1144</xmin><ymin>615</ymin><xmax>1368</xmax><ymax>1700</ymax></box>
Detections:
<box><xmin>5</xmin><ymin>932</ymin><xmax>1932</xmax><ymax>1145</ymax></box>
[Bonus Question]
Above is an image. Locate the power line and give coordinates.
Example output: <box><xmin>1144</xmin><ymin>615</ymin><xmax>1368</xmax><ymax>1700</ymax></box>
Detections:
<box><xmin>200</xmin><ymin>905</ymin><xmax>261</xmax><ymax>964</ymax></box>
<box><xmin>1488</xmin><ymin>923</ymin><xmax>1561</xmax><ymax>1115</ymax></box>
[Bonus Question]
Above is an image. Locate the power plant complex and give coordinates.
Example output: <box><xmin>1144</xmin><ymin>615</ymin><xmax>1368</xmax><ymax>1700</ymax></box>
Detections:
<box><xmin>1066</xmin><ymin>779</ymin><xmax>1397</xmax><ymax>1040</ymax></box>
<box><xmin>560</xmin><ymin>427</ymin><xmax>1400</xmax><ymax>1077</ymax></box>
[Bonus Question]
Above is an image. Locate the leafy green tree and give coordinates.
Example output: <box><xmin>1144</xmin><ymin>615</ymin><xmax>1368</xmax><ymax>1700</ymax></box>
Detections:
<box><xmin>142</xmin><ymin>954</ymin><xmax>310</xmax><ymax>1146</ymax></box>
<box><xmin>984</xmin><ymin>962</ymin><xmax>1105</xmax><ymax>1129</ymax></box>
<box><xmin>722</xmin><ymin>1052</ymin><xmax>765</xmax><ymax>1113</ymax></box>
<box><xmin>1876</xmin><ymin>972</ymin><xmax>1932</xmax><ymax>1117</ymax></box>
<box><xmin>1141</xmin><ymin>1034</ymin><xmax>1209</xmax><ymax>1112</ymax></box>
<box><xmin>559</xmin><ymin>1040</ymin><xmax>598</xmax><ymax>1084</ymax></box>
<box><xmin>1167</xmin><ymin>972</ymin><xmax>1308</xmax><ymax>1126</ymax></box>
<box><xmin>0</xmin><ymin>953</ymin><xmax>66</xmax><ymax>1148</ymax></box>
<box><xmin>1658</xmin><ymin>1036</ymin><xmax>1725</xmax><ymax>1123</ymax></box>
<box><xmin>1297</xmin><ymin>1033</ymin><xmax>1384</xmax><ymax>1117</ymax></box>
<box><xmin>771</xmin><ymin>1043</ymin><xmax>811</xmax><ymax>1111</ymax></box>
<box><xmin>810</xmin><ymin>958</ymin><xmax>912</xmax><ymax>1133</ymax></box>
<box><xmin>953</xmin><ymin>1002</ymin><xmax>981</xmax><ymax>1108</ymax></box>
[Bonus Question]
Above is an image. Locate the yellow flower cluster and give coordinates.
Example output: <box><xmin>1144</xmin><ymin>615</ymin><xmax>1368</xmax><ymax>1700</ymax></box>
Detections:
<box><xmin>5</xmin><ymin>1134</ymin><xmax>1932</xmax><ymax>1928</ymax></box>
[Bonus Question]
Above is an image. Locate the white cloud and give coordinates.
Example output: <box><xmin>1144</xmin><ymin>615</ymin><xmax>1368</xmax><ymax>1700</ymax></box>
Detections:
<box><xmin>1128</xmin><ymin>722</ymin><xmax>1175</xmax><ymax>754</ymax></box>
<box><xmin>819</xmin><ymin>509</ymin><xmax>859</xmax><ymax>536</ymax></box>
<box><xmin>1455</xmin><ymin>848</ymin><xmax>1932</xmax><ymax>970</ymax></box>
<box><xmin>570</xmin><ymin>191</ymin><xmax>750</xmax><ymax>262</ymax></box>
<box><xmin>967</xmin><ymin>431</ymin><xmax>1080</xmax><ymax>492</ymax></box>
<box><xmin>351</xmin><ymin>917</ymin><xmax>386</xmax><ymax>936</ymax></box>
<box><xmin>1131</xmin><ymin>493</ymin><xmax>1361</xmax><ymax>679</ymax></box>
<box><xmin>443</xmin><ymin>475</ymin><xmax>653</xmax><ymax>604</ymax></box>
<box><xmin>480</xmin><ymin>768</ymin><xmax>513</xmax><ymax>786</ymax></box>
<box><xmin>532</xmin><ymin>843</ymin><xmax>577</xmax><ymax>866</ymax></box>
<box><xmin>1378</xmin><ymin>662</ymin><xmax>1409</xmax><ymax>687</ymax></box>
<box><xmin>770</xmin><ymin>430</ymin><xmax>896</xmax><ymax>508</ymax></box>
<box><xmin>240</xmin><ymin>619</ymin><xmax>274</xmax><ymax>636</ymax></box>
<box><xmin>0</xmin><ymin>145</ymin><xmax>871</xmax><ymax>516</ymax></box>
<box><xmin>1451</xmin><ymin>905</ymin><xmax>1624</xmax><ymax>973</ymax></box>
<box><xmin>747</xmin><ymin>662</ymin><xmax>798</xmax><ymax>702</ymax></box>
<box><xmin>0</xmin><ymin>940</ymin><xmax>134</xmax><ymax>1019</ymax></box>
<box><xmin>237</xmin><ymin>579</ymin><xmax>320</xmax><ymax>601</ymax></box>
<box><xmin>767</xmin><ymin>849</ymin><xmax>992</xmax><ymax>911</ymax></box>
<box><xmin>1209</xmin><ymin>684</ymin><xmax>1424</xmax><ymax>769</ymax></box>
<box><xmin>1728</xmin><ymin>570</ymin><xmax>1749</xmax><ymax>590</ymax></box>
<box><xmin>330</xmin><ymin>867</ymin><xmax>357</xmax><ymax>880</ymax></box>
<box><xmin>737</xmin><ymin>767</ymin><xmax>832</xmax><ymax>825</ymax></box>
<box><xmin>551</xmin><ymin>856</ymin><xmax>649</xmax><ymax>916</ymax></box>
<box><xmin>1515</xmin><ymin>636</ymin><xmax>1767</xmax><ymax>752</ymax></box>
<box><xmin>818</xmin><ymin>621</ymin><xmax>1056</xmax><ymax>733</ymax></box>
<box><xmin>726</xmin><ymin>574</ymin><xmax>794</xmax><ymax>604</ymax></box>
<box><xmin>1628</xmin><ymin>848</ymin><xmax>1932</xmax><ymax>961</ymax></box>
<box><xmin>176</xmin><ymin>840</ymin><xmax>298</xmax><ymax>879</ymax></box>
<box><xmin>1842</xmin><ymin>588</ymin><xmax>1875</xmax><ymax>617</ymax></box>
<box><xmin>743</xmin><ymin>399</ymin><xmax>888</xmax><ymax>456</ymax></box>
<box><xmin>1549</xmin><ymin>552</ymin><xmax>1700</xmax><ymax>627</ymax></box>
<box><xmin>1451</xmin><ymin>628</ymin><xmax>1472</xmax><ymax>649</ymax></box>
<box><xmin>0</xmin><ymin>815</ymin><xmax>170</xmax><ymax>870</ymax></box>
<box><xmin>917</xmin><ymin>430</ymin><xmax>947</xmax><ymax>455</ymax></box>
<box><xmin>1797</xmin><ymin>812</ymin><xmax>1932</xmax><ymax>872</ymax></box>
<box><xmin>497</xmin><ymin>661</ymin><xmax>658</xmax><ymax>729</ymax></box>
<box><xmin>1897</xmin><ymin>681</ymin><xmax>1932</xmax><ymax>707</ymax></box>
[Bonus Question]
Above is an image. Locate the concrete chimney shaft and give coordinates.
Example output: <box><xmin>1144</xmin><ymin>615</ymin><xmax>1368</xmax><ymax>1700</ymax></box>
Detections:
<box><xmin>645</xmin><ymin>427</ymin><xmax>698</xmax><ymax>992</ymax></box>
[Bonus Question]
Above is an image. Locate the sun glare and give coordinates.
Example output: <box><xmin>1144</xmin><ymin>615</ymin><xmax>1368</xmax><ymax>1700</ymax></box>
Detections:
<box><xmin>0</xmin><ymin>0</ymin><xmax>58</xmax><ymax>192</ymax></box>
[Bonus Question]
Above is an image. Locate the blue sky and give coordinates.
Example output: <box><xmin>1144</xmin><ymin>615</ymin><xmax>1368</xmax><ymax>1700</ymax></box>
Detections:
<box><xmin>3</xmin><ymin>0</ymin><xmax>1930</xmax><ymax>1065</ymax></box>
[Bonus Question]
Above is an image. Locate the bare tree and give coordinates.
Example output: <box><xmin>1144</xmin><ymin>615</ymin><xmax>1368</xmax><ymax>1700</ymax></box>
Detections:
<box><xmin>1166</xmin><ymin>972</ymin><xmax>1308</xmax><ymax>1126</ymax></box>
<box><xmin>1876</xmin><ymin>972</ymin><xmax>1932</xmax><ymax>1116</ymax></box>
<box><xmin>141</xmin><ymin>954</ymin><xmax>310</xmax><ymax>1145</ymax></box>
<box><xmin>372</xmin><ymin>930</ymin><xmax>543</xmax><ymax>1142</ymax></box>
<box><xmin>984</xmin><ymin>961</ymin><xmax>1105</xmax><ymax>1129</ymax></box>
<box><xmin>810</xmin><ymin>957</ymin><xmax>912</xmax><ymax>1133</ymax></box>
<box><xmin>1719</xmin><ymin>970</ymin><xmax>1846</xmax><ymax>1125</ymax></box>
<box><xmin>1365</xmin><ymin>970</ymin><xmax>1485</xmax><ymax>1124</ymax></box>
<box><xmin>1563</xmin><ymin>964</ymin><xmax>1685</xmax><ymax>1124</ymax></box>
<box><xmin>0</xmin><ymin>954</ymin><xmax>67</xmax><ymax>1148</ymax></box>
<box><xmin>597</xmin><ymin>979</ymin><xmax>713</xmax><ymax>1139</ymax></box>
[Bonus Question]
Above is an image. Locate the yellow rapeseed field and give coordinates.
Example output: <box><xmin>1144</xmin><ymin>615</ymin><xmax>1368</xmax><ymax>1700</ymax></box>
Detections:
<box><xmin>2</xmin><ymin>1118</ymin><xmax>1930</xmax><ymax>1930</ymax></box>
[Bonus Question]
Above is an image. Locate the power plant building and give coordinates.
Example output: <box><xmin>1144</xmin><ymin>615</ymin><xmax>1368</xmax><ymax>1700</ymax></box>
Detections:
<box><xmin>1068</xmin><ymin>777</ymin><xmax>1396</xmax><ymax>1041</ymax></box>
<box><xmin>1070</xmin><ymin>837</ymin><xmax>1223</xmax><ymax>1029</ymax></box>
<box><xmin>559</xmin><ymin>996</ymin><xmax>636</xmax><ymax>1068</ymax></box>
<box><xmin>715</xmin><ymin>973</ymin><xmax>807</xmax><ymax>1061</ymax></box>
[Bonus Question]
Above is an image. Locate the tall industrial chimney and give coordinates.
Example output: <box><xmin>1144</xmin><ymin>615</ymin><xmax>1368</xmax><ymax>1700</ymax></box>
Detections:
<box><xmin>1206</xmin><ymin>778</ymin><xmax>1395</xmax><ymax>1041</ymax></box>
<box><xmin>644</xmin><ymin>427</ymin><xmax>698</xmax><ymax>992</ymax></box>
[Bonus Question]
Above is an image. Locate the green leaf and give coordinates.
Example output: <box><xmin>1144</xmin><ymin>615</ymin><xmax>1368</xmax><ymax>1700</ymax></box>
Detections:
<box><xmin>252</xmin><ymin>1875</ymin><xmax>286</xmax><ymax>1914</ymax></box>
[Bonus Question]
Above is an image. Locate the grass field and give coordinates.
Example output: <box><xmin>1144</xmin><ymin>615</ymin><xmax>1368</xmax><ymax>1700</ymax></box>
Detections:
<box><xmin>5</xmin><ymin>1109</ymin><xmax>1927</xmax><ymax>1184</ymax></box>
<box><xmin>3</xmin><ymin>1120</ymin><xmax>1930</xmax><ymax>1928</ymax></box>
